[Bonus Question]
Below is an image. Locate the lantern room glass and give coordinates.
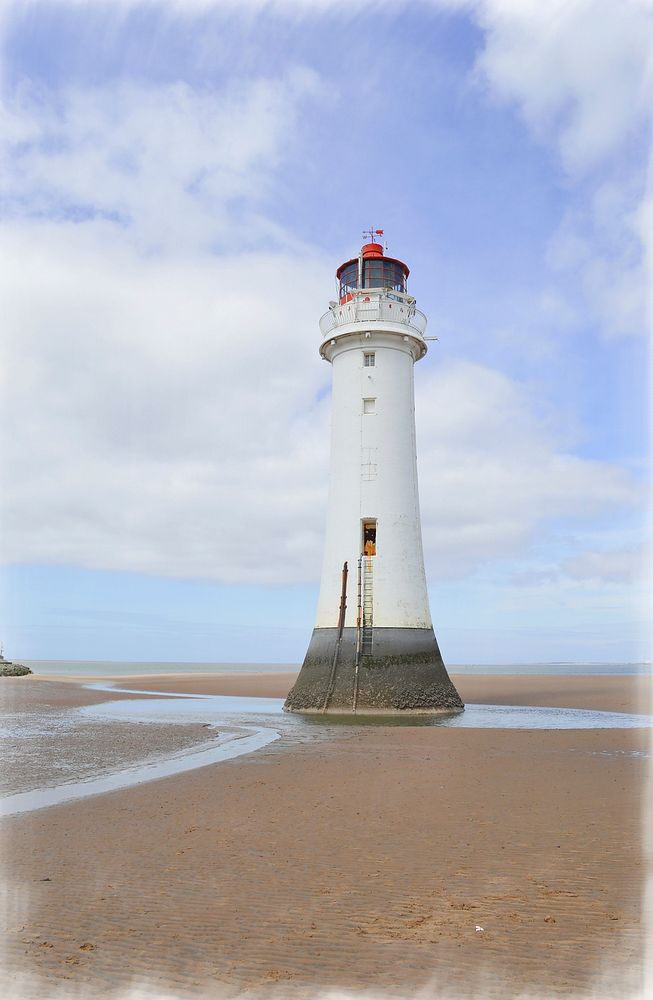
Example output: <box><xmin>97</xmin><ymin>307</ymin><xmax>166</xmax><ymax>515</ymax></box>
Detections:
<box><xmin>339</xmin><ymin>259</ymin><xmax>407</xmax><ymax>299</ymax></box>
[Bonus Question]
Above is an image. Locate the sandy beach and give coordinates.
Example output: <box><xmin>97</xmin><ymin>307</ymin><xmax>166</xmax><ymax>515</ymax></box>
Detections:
<box><xmin>2</xmin><ymin>671</ymin><xmax>651</xmax><ymax>999</ymax></box>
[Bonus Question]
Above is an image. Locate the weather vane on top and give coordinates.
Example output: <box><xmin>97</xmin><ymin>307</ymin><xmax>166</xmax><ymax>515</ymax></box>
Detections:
<box><xmin>362</xmin><ymin>227</ymin><xmax>385</xmax><ymax>247</ymax></box>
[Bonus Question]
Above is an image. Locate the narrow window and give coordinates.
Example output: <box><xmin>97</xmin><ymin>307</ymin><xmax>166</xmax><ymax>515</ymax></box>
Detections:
<box><xmin>362</xmin><ymin>519</ymin><xmax>377</xmax><ymax>556</ymax></box>
<box><xmin>363</xmin><ymin>398</ymin><xmax>375</xmax><ymax>414</ymax></box>
<box><xmin>363</xmin><ymin>352</ymin><xmax>375</xmax><ymax>367</ymax></box>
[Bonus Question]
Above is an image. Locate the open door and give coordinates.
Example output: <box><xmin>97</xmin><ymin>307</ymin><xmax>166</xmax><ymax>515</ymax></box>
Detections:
<box><xmin>362</xmin><ymin>519</ymin><xmax>377</xmax><ymax>556</ymax></box>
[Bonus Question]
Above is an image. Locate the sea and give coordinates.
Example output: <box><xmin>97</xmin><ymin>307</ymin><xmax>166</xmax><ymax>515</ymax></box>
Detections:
<box><xmin>19</xmin><ymin>660</ymin><xmax>652</xmax><ymax>677</ymax></box>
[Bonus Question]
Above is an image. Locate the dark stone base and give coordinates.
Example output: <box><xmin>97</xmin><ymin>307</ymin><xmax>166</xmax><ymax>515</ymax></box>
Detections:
<box><xmin>284</xmin><ymin>627</ymin><xmax>464</xmax><ymax>715</ymax></box>
<box><xmin>0</xmin><ymin>661</ymin><xmax>32</xmax><ymax>677</ymax></box>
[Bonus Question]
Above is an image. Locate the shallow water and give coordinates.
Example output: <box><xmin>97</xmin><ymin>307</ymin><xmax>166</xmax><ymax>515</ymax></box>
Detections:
<box><xmin>0</xmin><ymin>725</ymin><xmax>279</xmax><ymax>818</ymax></box>
<box><xmin>2</xmin><ymin>686</ymin><xmax>650</xmax><ymax>820</ymax></box>
<box><xmin>81</xmin><ymin>690</ymin><xmax>653</xmax><ymax>731</ymax></box>
<box><xmin>86</xmin><ymin>681</ymin><xmax>284</xmax><ymax>714</ymax></box>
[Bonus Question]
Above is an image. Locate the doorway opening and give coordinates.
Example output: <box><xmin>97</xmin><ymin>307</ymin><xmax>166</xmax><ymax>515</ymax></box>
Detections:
<box><xmin>362</xmin><ymin>519</ymin><xmax>377</xmax><ymax>556</ymax></box>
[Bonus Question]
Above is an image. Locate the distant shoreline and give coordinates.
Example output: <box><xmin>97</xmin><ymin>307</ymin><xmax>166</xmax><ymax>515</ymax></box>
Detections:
<box><xmin>18</xmin><ymin>658</ymin><xmax>653</xmax><ymax>678</ymax></box>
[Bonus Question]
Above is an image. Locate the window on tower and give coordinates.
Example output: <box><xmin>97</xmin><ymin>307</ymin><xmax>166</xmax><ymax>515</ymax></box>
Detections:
<box><xmin>363</xmin><ymin>398</ymin><xmax>376</xmax><ymax>414</ymax></box>
<box><xmin>363</xmin><ymin>352</ymin><xmax>375</xmax><ymax>367</ymax></box>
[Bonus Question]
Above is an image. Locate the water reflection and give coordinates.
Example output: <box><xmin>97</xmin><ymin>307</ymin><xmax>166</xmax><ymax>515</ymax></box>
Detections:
<box><xmin>81</xmin><ymin>692</ymin><xmax>653</xmax><ymax>731</ymax></box>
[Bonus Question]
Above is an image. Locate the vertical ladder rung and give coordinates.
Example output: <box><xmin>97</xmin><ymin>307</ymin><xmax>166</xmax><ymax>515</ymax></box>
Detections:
<box><xmin>361</xmin><ymin>556</ymin><xmax>373</xmax><ymax>654</ymax></box>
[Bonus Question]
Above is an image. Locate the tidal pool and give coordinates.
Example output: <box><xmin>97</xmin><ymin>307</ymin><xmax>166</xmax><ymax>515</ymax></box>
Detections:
<box><xmin>82</xmin><ymin>687</ymin><xmax>652</xmax><ymax>731</ymax></box>
<box><xmin>2</xmin><ymin>685</ymin><xmax>650</xmax><ymax>819</ymax></box>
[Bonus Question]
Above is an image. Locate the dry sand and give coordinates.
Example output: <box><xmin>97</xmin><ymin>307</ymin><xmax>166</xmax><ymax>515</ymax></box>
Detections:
<box><xmin>2</xmin><ymin>671</ymin><xmax>651</xmax><ymax>999</ymax></box>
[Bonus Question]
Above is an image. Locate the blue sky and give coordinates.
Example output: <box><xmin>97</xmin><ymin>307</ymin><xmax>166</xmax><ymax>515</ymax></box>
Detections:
<box><xmin>0</xmin><ymin>0</ymin><xmax>650</xmax><ymax>664</ymax></box>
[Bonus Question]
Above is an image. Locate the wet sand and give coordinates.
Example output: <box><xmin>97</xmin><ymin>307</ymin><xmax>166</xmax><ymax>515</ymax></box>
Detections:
<box><xmin>2</xmin><ymin>672</ymin><xmax>651</xmax><ymax>999</ymax></box>
<box><xmin>0</xmin><ymin>676</ymin><xmax>226</xmax><ymax>797</ymax></box>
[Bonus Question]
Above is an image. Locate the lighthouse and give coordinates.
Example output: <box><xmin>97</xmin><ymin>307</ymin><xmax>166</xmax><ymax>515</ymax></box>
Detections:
<box><xmin>284</xmin><ymin>234</ymin><xmax>464</xmax><ymax>715</ymax></box>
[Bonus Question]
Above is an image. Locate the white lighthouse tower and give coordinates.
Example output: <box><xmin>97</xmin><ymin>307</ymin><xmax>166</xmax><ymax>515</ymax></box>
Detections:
<box><xmin>284</xmin><ymin>234</ymin><xmax>463</xmax><ymax>715</ymax></box>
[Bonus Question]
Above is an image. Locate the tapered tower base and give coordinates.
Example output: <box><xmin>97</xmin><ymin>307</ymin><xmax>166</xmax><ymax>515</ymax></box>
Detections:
<box><xmin>284</xmin><ymin>627</ymin><xmax>464</xmax><ymax>715</ymax></box>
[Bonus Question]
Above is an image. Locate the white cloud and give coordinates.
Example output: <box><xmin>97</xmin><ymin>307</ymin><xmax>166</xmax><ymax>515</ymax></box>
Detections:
<box><xmin>0</xmin><ymin>18</ymin><xmax>645</xmax><ymax>589</ymax></box>
<box><xmin>0</xmin><ymin>0</ymin><xmax>390</xmax><ymax>41</ymax></box>
<box><xmin>545</xmin><ymin>178</ymin><xmax>650</xmax><ymax>337</ymax></box>
<box><xmin>0</xmin><ymin>75</ymin><xmax>334</xmax><ymax>583</ymax></box>
<box><xmin>3</xmin><ymin>1</ymin><xmax>650</xmax><ymax>345</ymax></box>
<box><xmin>0</xmin><ymin>72</ymin><xmax>319</xmax><ymax>253</ymax></box>
<box><xmin>0</xmin><ymin>220</ymin><xmax>332</xmax><ymax>583</ymax></box>
<box><xmin>416</xmin><ymin>361</ymin><xmax>639</xmax><ymax>579</ymax></box>
<box><xmin>470</xmin><ymin>0</ymin><xmax>653</xmax><ymax>339</ymax></box>
<box><xmin>473</xmin><ymin>0</ymin><xmax>653</xmax><ymax>175</ymax></box>
<box><xmin>0</xmin><ymin>232</ymin><xmax>639</xmax><ymax>583</ymax></box>
<box><xmin>562</xmin><ymin>547</ymin><xmax>649</xmax><ymax>585</ymax></box>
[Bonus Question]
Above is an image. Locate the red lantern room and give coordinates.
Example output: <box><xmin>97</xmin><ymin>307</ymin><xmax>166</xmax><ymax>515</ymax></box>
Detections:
<box><xmin>336</xmin><ymin>231</ymin><xmax>410</xmax><ymax>304</ymax></box>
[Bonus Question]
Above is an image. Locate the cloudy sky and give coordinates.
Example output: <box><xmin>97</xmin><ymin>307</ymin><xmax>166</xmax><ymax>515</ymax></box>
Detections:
<box><xmin>0</xmin><ymin>0</ymin><xmax>650</xmax><ymax>664</ymax></box>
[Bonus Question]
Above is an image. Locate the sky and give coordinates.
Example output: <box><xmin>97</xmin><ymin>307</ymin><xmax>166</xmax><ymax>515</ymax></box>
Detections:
<box><xmin>0</xmin><ymin>0</ymin><xmax>651</xmax><ymax>665</ymax></box>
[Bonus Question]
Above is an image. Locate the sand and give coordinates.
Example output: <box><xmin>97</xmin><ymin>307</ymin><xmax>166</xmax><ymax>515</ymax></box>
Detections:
<box><xmin>2</xmin><ymin>671</ymin><xmax>651</xmax><ymax>999</ymax></box>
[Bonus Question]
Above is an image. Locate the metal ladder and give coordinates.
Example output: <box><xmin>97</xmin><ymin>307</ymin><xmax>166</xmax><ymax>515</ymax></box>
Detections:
<box><xmin>322</xmin><ymin>561</ymin><xmax>349</xmax><ymax>713</ymax></box>
<box><xmin>361</xmin><ymin>557</ymin><xmax>374</xmax><ymax>654</ymax></box>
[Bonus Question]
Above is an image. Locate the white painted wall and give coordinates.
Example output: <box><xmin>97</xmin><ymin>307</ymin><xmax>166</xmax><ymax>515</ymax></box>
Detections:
<box><xmin>314</xmin><ymin>322</ymin><xmax>432</xmax><ymax>630</ymax></box>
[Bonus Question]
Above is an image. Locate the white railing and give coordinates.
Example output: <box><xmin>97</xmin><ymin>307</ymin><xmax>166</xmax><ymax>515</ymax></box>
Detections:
<box><xmin>319</xmin><ymin>297</ymin><xmax>427</xmax><ymax>338</ymax></box>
